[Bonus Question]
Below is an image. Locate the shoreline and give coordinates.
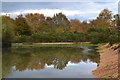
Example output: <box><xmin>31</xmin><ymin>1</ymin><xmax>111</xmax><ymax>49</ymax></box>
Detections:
<box><xmin>93</xmin><ymin>43</ymin><xmax>119</xmax><ymax>78</ymax></box>
<box><xmin>12</xmin><ymin>42</ymin><xmax>94</xmax><ymax>47</ymax></box>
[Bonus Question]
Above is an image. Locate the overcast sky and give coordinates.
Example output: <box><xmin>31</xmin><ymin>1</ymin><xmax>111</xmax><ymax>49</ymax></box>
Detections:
<box><xmin>1</xmin><ymin>0</ymin><xmax>119</xmax><ymax>21</ymax></box>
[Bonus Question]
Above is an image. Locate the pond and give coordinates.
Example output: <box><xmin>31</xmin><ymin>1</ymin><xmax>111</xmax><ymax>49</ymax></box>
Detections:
<box><xmin>2</xmin><ymin>46</ymin><xmax>99</xmax><ymax>78</ymax></box>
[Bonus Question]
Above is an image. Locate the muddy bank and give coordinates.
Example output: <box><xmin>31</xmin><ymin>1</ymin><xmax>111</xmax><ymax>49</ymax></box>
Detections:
<box><xmin>93</xmin><ymin>43</ymin><xmax>119</xmax><ymax>78</ymax></box>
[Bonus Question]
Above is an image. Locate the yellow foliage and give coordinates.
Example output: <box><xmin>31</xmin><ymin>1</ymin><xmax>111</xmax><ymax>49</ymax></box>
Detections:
<box><xmin>55</xmin><ymin>28</ymin><xmax>64</xmax><ymax>34</ymax></box>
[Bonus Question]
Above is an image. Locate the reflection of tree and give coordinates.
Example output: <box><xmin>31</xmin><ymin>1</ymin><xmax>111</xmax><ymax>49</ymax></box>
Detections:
<box><xmin>13</xmin><ymin>53</ymin><xmax>31</xmax><ymax>71</ymax></box>
<box><xmin>51</xmin><ymin>53</ymin><xmax>69</xmax><ymax>70</ymax></box>
<box><xmin>27</xmin><ymin>54</ymin><xmax>45</xmax><ymax>70</ymax></box>
<box><xmin>2</xmin><ymin>47</ymin><xmax>99</xmax><ymax>77</ymax></box>
<box><xmin>87</xmin><ymin>47</ymin><xmax>100</xmax><ymax>63</ymax></box>
<box><xmin>70</xmin><ymin>55</ymin><xmax>88</xmax><ymax>63</ymax></box>
<box><xmin>52</xmin><ymin>58</ymin><xmax>68</xmax><ymax>70</ymax></box>
<box><xmin>2</xmin><ymin>49</ymin><xmax>13</xmax><ymax>78</ymax></box>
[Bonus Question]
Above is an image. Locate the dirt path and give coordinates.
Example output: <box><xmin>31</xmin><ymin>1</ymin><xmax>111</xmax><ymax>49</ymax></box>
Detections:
<box><xmin>92</xmin><ymin>43</ymin><xmax>119</xmax><ymax>78</ymax></box>
<box><xmin>33</xmin><ymin>42</ymin><xmax>90</xmax><ymax>44</ymax></box>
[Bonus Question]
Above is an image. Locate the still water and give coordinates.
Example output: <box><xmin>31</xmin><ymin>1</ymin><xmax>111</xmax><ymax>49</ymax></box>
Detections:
<box><xmin>2</xmin><ymin>46</ymin><xmax>99</xmax><ymax>78</ymax></box>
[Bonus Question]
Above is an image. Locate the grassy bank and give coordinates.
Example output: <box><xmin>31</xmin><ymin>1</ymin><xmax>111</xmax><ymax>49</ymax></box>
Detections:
<box><xmin>12</xmin><ymin>42</ymin><xmax>96</xmax><ymax>48</ymax></box>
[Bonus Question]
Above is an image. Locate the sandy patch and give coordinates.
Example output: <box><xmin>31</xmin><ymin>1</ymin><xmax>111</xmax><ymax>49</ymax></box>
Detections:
<box><xmin>93</xmin><ymin>43</ymin><xmax>119</xmax><ymax>78</ymax></box>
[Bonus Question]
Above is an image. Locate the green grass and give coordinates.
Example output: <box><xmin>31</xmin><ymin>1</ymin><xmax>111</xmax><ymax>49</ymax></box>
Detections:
<box><xmin>97</xmin><ymin>43</ymin><xmax>106</xmax><ymax>47</ymax></box>
<box><xmin>95</xmin><ymin>43</ymin><xmax>108</xmax><ymax>52</ymax></box>
<box><xmin>12</xmin><ymin>42</ymin><xmax>96</xmax><ymax>47</ymax></box>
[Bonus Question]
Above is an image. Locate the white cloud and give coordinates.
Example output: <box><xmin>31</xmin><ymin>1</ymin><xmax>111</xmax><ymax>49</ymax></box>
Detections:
<box><xmin>1</xmin><ymin>9</ymin><xmax>82</xmax><ymax>17</ymax></box>
<box><xmin>23</xmin><ymin>9</ymin><xmax>81</xmax><ymax>16</ymax></box>
<box><xmin>1</xmin><ymin>9</ymin><xmax>101</xmax><ymax>21</ymax></box>
<box><xmin>2</xmin><ymin>0</ymin><xmax>118</xmax><ymax>2</ymax></box>
<box><xmin>1</xmin><ymin>1</ymin><xmax>119</xmax><ymax>21</ymax></box>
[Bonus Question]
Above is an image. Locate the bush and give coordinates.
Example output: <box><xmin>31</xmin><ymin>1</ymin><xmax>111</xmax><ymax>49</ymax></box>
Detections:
<box><xmin>108</xmin><ymin>35</ymin><xmax>119</xmax><ymax>45</ymax></box>
<box><xmin>18</xmin><ymin>35</ymin><xmax>31</xmax><ymax>42</ymax></box>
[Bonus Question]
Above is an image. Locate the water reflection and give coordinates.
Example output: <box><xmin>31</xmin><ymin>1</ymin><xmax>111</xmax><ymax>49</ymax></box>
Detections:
<box><xmin>2</xmin><ymin>47</ymin><xmax>99</xmax><ymax>78</ymax></box>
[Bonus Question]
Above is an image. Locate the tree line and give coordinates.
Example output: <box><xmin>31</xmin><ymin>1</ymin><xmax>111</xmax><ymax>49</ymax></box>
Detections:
<box><xmin>2</xmin><ymin>9</ymin><xmax>120</xmax><ymax>47</ymax></box>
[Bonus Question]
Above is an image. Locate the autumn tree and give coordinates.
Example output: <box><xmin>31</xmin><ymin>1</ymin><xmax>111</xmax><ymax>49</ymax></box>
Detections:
<box><xmin>90</xmin><ymin>9</ymin><xmax>112</xmax><ymax>28</ymax></box>
<box><xmin>40</xmin><ymin>17</ymin><xmax>55</xmax><ymax>33</ymax></box>
<box><xmin>69</xmin><ymin>19</ymin><xmax>81</xmax><ymax>33</ymax></box>
<box><xmin>70</xmin><ymin>20</ymin><xmax>90</xmax><ymax>33</ymax></box>
<box><xmin>25</xmin><ymin>13</ymin><xmax>45</xmax><ymax>33</ymax></box>
<box><xmin>46</xmin><ymin>17</ymin><xmax>57</xmax><ymax>32</ymax></box>
<box><xmin>98</xmin><ymin>9</ymin><xmax>112</xmax><ymax>21</ymax></box>
<box><xmin>15</xmin><ymin>15</ymin><xmax>32</xmax><ymax>35</ymax></box>
<box><xmin>78</xmin><ymin>21</ymin><xmax>91</xmax><ymax>33</ymax></box>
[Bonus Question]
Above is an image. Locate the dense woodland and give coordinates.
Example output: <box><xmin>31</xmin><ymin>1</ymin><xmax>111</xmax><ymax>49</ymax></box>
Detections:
<box><xmin>2</xmin><ymin>9</ymin><xmax>120</xmax><ymax>47</ymax></box>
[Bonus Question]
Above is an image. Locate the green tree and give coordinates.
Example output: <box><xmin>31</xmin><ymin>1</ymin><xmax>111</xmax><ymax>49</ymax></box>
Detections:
<box><xmin>108</xmin><ymin>35</ymin><xmax>119</xmax><ymax>46</ymax></box>
<box><xmin>2</xmin><ymin>16</ymin><xmax>16</xmax><ymax>47</ymax></box>
<box><xmin>86</xmin><ymin>27</ymin><xmax>111</xmax><ymax>44</ymax></box>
